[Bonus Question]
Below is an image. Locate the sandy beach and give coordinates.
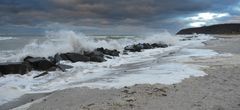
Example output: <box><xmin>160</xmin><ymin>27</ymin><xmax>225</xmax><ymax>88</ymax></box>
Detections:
<box><xmin>2</xmin><ymin>36</ymin><xmax>240</xmax><ymax>110</ymax></box>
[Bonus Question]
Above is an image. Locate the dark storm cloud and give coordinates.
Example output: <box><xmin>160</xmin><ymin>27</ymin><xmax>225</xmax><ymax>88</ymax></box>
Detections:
<box><xmin>45</xmin><ymin>0</ymin><xmax>212</xmax><ymax>26</ymax></box>
<box><xmin>0</xmin><ymin>0</ymin><xmax>239</xmax><ymax>34</ymax></box>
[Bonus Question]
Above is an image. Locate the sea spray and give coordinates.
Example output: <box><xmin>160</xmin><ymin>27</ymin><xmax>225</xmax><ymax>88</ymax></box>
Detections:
<box><xmin>0</xmin><ymin>37</ymin><xmax>18</xmax><ymax>41</ymax></box>
<box><xmin>0</xmin><ymin>30</ymin><xmax>178</xmax><ymax>62</ymax></box>
<box><xmin>141</xmin><ymin>31</ymin><xmax>179</xmax><ymax>45</ymax></box>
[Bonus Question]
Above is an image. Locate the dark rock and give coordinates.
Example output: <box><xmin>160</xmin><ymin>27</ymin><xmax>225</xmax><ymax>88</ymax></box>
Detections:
<box><xmin>142</xmin><ymin>43</ymin><xmax>153</xmax><ymax>49</ymax></box>
<box><xmin>48</xmin><ymin>56</ymin><xmax>56</xmax><ymax>64</ymax></box>
<box><xmin>84</xmin><ymin>51</ymin><xmax>105</xmax><ymax>62</ymax></box>
<box><xmin>105</xmin><ymin>56</ymin><xmax>112</xmax><ymax>59</ymax></box>
<box><xmin>48</xmin><ymin>54</ymin><xmax>62</xmax><ymax>64</ymax></box>
<box><xmin>54</xmin><ymin>54</ymin><xmax>62</xmax><ymax>63</ymax></box>
<box><xmin>124</xmin><ymin>42</ymin><xmax>168</xmax><ymax>52</ymax></box>
<box><xmin>90</xmin><ymin>56</ymin><xmax>106</xmax><ymax>62</ymax></box>
<box><xmin>24</xmin><ymin>57</ymin><xmax>55</xmax><ymax>71</ymax></box>
<box><xmin>57</xmin><ymin>64</ymin><xmax>73</xmax><ymax>71</ymax></box>
<box><xmin>59</xmin><ymin>53</ymin><xmax>90</xmax><ymax>63</ymax></box>
<box><xmin>84</xmin><ymin>51</ymin><xmax>104</xmax><ymax>57</ymax></box>
<box><xmin>104</xmin><ymin>49</ymin><xmax>120</xmax><ymax>56</ymax></box>
<box><xmin>33</xmin><ymin>63</ymin><xmax>73</xmax><ymax>73</ymax></box>
<box><xmin>123</xmin><ymin>50</ymin><xmax>128</xmax><ymax>55</ymax></box>
<box><xmin>96</xmin><ymin>47</ymin><xmax>120</xmax><ymax>56</ymax></box>
<box><xmin>23</xmin><ymin>56</ymin><xmax>33</xmax><ymax>61</ymax></box>
<box><xmin>59</xmin><ymin>54</ymin><xmax>69</xmax><ymax>60</ymax></box>
<box><xmin>151</xmin><ymin>43</ymin><xmax>168</xmax><ymax>48</ymax></box>
<box><xmin>0</xmin><ymin>62</ymin><xmax>32</xmax><ymax>75</ymax></box>
<box><xmin>33</xmin><ymin>71</ymin><xmax>49</xmax><ymax>78</ymax></box>
<box><xmin>132</xmin><ymin>44</ymin><xmax>143</xmax><ymax>52</ymax></box>
<box><xmin>180</xmin><ymin>38</ymin><xmax>191</xmax><ymax>41</ymax></box>
<box><xmin>87</xmin><ymin>103</ymin><xmax>95</xmax><ymax>107</ymax></box>
<box><xmin>162</xmin><ymin>93</ymin><xmax>167</xmax><ymax>96</ymax></box>
<box><xmin>46</xmin><ymin>66</ymin><xmax>57</xmax><ymax>71</ymax></box>
<box><xmin>84</xmin><ymin>48</ymin><xmax>120</xmax><ymax>62</ymax></box>
<box><xmin>95</xmin><ymin>47</ymin><xmax>104</xmax><ymax>52</ymax></box>
<box><xmin>124</xmin><ymin>44</ymin><xmax>142</xmax><ymax>52</ymax></box>
<box><xmin>177</xmin><ymin>23</ymin><xmax>240</xmax><ymax>35</ymax></box>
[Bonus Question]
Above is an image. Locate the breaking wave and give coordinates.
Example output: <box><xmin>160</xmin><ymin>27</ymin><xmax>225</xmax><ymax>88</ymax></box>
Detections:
<box><xmin>0</xmin><ymin>30</ymin><xmax>178</xmax><ymax>62</ymax></box>
<box><xmin>0</xmin><ymin>37</ymin><xmax>17</xmax><ymax>41</ymax></box>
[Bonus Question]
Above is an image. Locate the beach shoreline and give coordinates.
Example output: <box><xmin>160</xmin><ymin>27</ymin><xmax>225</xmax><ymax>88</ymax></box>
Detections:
<box><xmin>2</xmin><ymin>35</ymin><xmax>240</xmax><ymax>110</ymax></box>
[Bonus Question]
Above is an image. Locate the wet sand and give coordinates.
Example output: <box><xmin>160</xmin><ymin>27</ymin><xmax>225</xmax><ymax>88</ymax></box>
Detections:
<box><xmin>6</xmin><ymin>36</ymin><xmax>240</xmax><ymax>110</ymax></box>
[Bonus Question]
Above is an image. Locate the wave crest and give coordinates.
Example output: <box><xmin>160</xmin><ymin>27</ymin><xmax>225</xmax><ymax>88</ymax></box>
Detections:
<box><xmin>0</xmin><ymin>30</ymin><xmax>178</xmax><ymax>62</ymax></box>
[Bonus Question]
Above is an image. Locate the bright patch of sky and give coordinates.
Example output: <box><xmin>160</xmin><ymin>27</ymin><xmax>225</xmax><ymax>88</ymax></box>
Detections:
<box><xmin>186</xmin><ymin>12</ymin><xmax>230</xmax><ymax>27</ymax></box>
<box><xmin>189</xmin><ymin>22</ymin><xmax>206</xmax><ymax>27</ymax></box>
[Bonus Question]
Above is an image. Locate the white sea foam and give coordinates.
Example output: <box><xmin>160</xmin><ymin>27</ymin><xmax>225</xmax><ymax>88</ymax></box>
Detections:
<box><xmin>140</xmin><ymin>32</ymin><xmax>179</xmax><ymax>45</ymax></box>
<box><xmin>80</xmin><ymin>63</ymin><xmax>206</xmax><ymax>88</ymax></box>
<box><xmin>0</xmin><ymin>37</ymin><xmax>17</xmax><ymax>41</ymax></box>
<box><xmin>0</xmin><ymin>31</ymin><xmax>218</xmax><ymax>105</ymax></box>
<box><xmin>0</xmin><ymin>31</ymin><xmax>135</xmax><ymax>62</ymax></box>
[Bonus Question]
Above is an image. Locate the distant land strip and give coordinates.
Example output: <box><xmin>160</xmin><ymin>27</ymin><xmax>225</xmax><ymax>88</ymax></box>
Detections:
<box><xmin>177</xmin><ymin>23</ymin><xmax>240</xmax><ymax>35</ymax></box>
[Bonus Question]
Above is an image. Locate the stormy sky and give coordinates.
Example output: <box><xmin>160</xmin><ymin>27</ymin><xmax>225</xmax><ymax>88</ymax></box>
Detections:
<box><xmin>0</xmin><ymin>0</ymin><xmax>239</xmax><ymax>35</ymax></box>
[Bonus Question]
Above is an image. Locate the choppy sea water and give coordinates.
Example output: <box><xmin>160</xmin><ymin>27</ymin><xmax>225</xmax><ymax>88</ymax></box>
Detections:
<box><xmin>0</xmin><ymin>31</ymin><xmax>219</xmax><ymax>105</ymax></box>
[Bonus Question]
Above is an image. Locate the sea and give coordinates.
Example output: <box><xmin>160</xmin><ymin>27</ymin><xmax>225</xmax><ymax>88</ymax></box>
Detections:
<box><xmin>0</xmin><ymin>30</ymin><xmax>219</xmax><ymax>105</ymax></box>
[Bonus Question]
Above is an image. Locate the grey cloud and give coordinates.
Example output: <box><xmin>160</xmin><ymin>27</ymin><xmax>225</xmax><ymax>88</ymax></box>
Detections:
<box><xmin>0</xmin><ymin>0</ymin><xmax>239</xmax><ymax>34</ymax></box>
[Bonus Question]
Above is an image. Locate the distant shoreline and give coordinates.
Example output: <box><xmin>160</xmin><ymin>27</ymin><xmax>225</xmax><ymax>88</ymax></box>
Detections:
<box><xmin>177</xmin><ymin>23</ymin><xmax>240</xmax><ymax>35</ymax></box>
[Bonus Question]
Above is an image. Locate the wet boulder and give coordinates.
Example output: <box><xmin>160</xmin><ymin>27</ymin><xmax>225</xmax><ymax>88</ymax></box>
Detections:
<box><xmin>46</xmin><ymin>66</ymin><xmax>58</xmax><ymax>71</ymax></box>
<box><xmin>47</xmin><ymin>53</ymin><xmax>66</xmax><ymax>64</ymax></box>
<box><xmin>48</xmin><ymin>53</ymin><xmax>64</xmax><ymax>64</ymax></box>
<box><xmin>57</xmin><ymin>64</ymin><xmax>73</xmax><ymax>71</ymax></box>
<box><xmin>0</xmin><ymin>62</ymin><xmax>32</xmax><ymax>76</ymax></box>
<box><xmin>142</xmin><ymin>43</ymin><xmax>153</xmax><ymax>49</ymax></box>
<box><xmin>59</xmin><ymin>53</ymin><xmax>90</xmax><ymax>63</ymax></box>
<box><xmin>33</xmin><ymin>71</ymin><xmax>49</xmax><ymax>78</ymax></box>
<box><xmin>124</xmin><ymin>43</ymin><xmax>168</xmax><ymax>52</ymax></box>
<box><xmin>124</xmin><ymin>44</ymin><xmax>142</xmax><ymax>52</ymax></box>
<box><xmin>84</xmin><ymin>51</ymin><xmax>105</xmax><ymax>62</ymax></box>
<box><xmin>96</xmin><ymin>47</ymin><xmax>120</xmax><ymax>56</ymax></box>
<box><xmin>106</xmin><ymin>49</ymin><xmax>120</xmax><ymax>56</ymax></box>
<box><xmin>48</xmin><ymin>56</ymin><xmax>55</xmax><ymax>64</ymax></box>
<box><xmin>90</xmin><ymin>56</ymin><xmax>106</xmax><ymax>62</ymax></box>
<box><xmin>84</xmin><ymin>50</ymin><xmax>104</xmax><ymax>57</ymax></box>
<box><xmin>46</xmin><ymin>63</ymin><xmax>73</xmax><ymax>72</ymax></box>
<box><xmin>46</xmin><ymin>64</ymin><xmax>72</xmax><ymax>72</ymax></box>
<box><xmin>32</xmin><ymin>64</ymin><xmax>73</xmax><ymax>78</ymax></box>
<box><xmin>54</xmin><ymin>54</ymin><xmax>63</xmax><ymax>63</ymax></box>
<box><xmin>95</xmin><ymin>47</ymin><xmax>104</xmax><ymax>53</ymax></box>
<box><xmin>151</xmin><ymin>43</ymin><xmax>168</xmax><ymax>48</ymax></box>
<box><xmin>123</xmin><ymin>50</ymin><xmax>128</xmax><ymax>55</ymax></box>
<box><xmin>24</xmin><ymin>56</ymin><xmax>55</xmax><ymax>71</ymax></box>
<box><xmin>59</xmin><ymin>53</ymin><xmax>69</xmax><ymax>61</ymax></box>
